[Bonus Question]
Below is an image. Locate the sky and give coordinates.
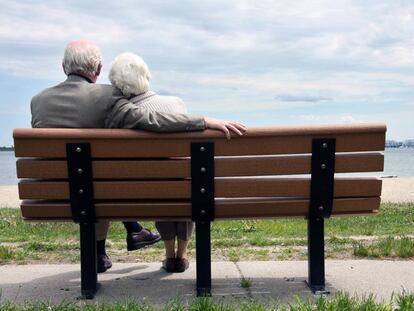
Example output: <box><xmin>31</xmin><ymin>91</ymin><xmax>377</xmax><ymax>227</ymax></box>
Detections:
<box><xmin>1</xmin><ymin>0</ymin><xmax>414</xmax><ymax>146</ymax></box>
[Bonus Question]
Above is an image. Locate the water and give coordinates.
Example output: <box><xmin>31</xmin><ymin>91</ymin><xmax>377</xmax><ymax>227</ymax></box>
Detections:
<box><xmin>1</xmin><ymin>149</ymin><xmax>413</xmax><ymax>185</ymax></box>
<box><xmin>1</xmin><ymin>151</ymin><xmax>17</xmax><ymax>186</ymax></box>
<box><xmin>382</xmin><ymin>148</ymin><xmax>414</xmax><ymax>177</ymax></box>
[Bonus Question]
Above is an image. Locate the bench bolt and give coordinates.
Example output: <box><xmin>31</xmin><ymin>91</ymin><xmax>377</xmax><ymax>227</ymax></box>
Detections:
<box><xmin>200</xmin><ymin>210</ymin><xmax>206</xmax><ymax>215</ymax></box>
<box><xmin>200</xmin><ymin>188</ymin><xmax>206</xmax><ymax>194</ymax></box>
<box><xmin>200</xmin><ymin>167</ymin><xmax>206</xmax><ymax>173</ymax></box>
<box><xmin>76</xmin><ymin>147</ymin><xmax>82</xmax><ymax>153</ymax></box>
<box><xmin>200</xmin><ymin>146</ymin><xmax>205</xmax><ymax>152</ymax></box>
<box><xmin>77</xmin><ymin>168</ymin><xmax>83</xmax><ymax>174</ymax></box>
<box><xmin>79</xmin><ymin>189</ymin><xmax>84</xmax><ymax>194</ymax></box>
<box><xmin>321</xmin><ymin>164</ymin><xmax>326</xmax><ymax>169</ymax></box>
<box><xmin>322</xmin><ymin>143</ymin><xmax>328</xmax><ymax>149</ymax></box>
<box><xmin>318</xmin><ymin>206</ymin><xmax>324</xmax><ymax>211</ymax></box>
<box><xmin>81</xmin><ymin>211</ymin><xmax>86</xmax><ymax>216</ymax></box>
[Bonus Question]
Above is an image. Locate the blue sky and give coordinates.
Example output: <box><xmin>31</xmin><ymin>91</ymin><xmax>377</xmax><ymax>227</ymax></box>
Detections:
<box><xmin>1</xmin><ymin>0</ymin><xmax>413</xmax><ymax>146</ymax></box>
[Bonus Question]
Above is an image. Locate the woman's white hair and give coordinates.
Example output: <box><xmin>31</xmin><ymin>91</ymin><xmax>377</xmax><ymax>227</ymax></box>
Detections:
<box><xmin>62</xmin><ymin>40</ymin><xmax>102</xmax><ymax>76</ymax></box>
<box><xmin>108</xmin><ymin>52</ymin><xmax>151</xmax><ymax>97</ymax></box>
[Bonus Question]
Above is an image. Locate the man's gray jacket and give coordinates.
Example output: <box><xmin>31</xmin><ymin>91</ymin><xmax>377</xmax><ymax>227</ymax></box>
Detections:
<box><xmin>31</xmin><ymin>74</ymin><xmax>205</xmax><ymax>131</ymax></box>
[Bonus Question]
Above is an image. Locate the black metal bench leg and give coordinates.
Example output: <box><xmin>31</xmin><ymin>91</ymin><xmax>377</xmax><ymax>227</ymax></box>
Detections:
<box><xmin>80</xmin><ymin>222</ymin><xmax>98</xmax><ymax>299</ymax></box>
<box><xmin>307</xmin><ymin>215</ymin><xmax>328</xmax><ymax>293</ymax></box>
<box><xmin>196</xmin><ymin>220</ymin><xmax>212</xmax><ymax>296</ymax></box>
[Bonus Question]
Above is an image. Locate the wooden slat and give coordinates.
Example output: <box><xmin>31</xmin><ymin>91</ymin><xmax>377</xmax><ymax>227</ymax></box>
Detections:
<box><xmin>13</xmin><ymin>123</ymin><xmax>386</xmax><ymax>157</ymax></box>
<box><xmin>20</xmin><ymin>197</ymin><xmax>380</xmax><ymax>220</ymax></box>
<box><xmin>16</xmin><ymin>159</ymin><xmax>188</xmax><ymax>179</ymax></box>
<box><xmin>13</xmin><ymin>123</ymin><xmax>388</xmax><ymax>140</ymax></box>
<box><xmin>18</xmin><ymin>177</ymin><xmax>382</xmax><ymax>200</ymax></box>
<box><xmin>16</xmin><ymin>152</ymin><xmax>384</xmax><ymax>179</ymax></box>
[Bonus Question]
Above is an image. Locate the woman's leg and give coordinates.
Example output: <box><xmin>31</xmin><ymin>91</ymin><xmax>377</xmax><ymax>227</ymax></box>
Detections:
<box><xmin>176</xmin><ymin>221</ymin><xmax>193</xmax><ymax>258</ymax></box>
<box><xmin>164</xmin><ymin>239</ymin><xmax>176</xmax><ymax>258</ymax></box>
<box><xmin>176</xmin><ymin>239</ymin><xmax>189</xmax><ymax>259</ymax></box>
<box><xmin>155</xmin><ymin>221</ymin><xmax>178</xmax><ymax>272</ymax></box>
<box><xmin>155</xmin><ymin>221</ymin><xmax>178</xmax><ymax>258</ymax></box>
<box><xmin>175</xmin><ymin>221</ymin><xmax>194</xmax><ymax>272</ymax></box>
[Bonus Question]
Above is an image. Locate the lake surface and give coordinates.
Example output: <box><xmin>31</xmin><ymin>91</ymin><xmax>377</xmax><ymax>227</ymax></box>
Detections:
<box><xmin>1</xmin><ymin>148</ymin><xmax>413</xmax><ymax>185</ymax></box>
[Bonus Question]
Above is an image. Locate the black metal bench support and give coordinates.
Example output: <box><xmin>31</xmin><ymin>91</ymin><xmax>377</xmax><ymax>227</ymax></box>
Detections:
<box><xmin>307</xmin><ymin>138</ymin><xmax>335</xmax><ymax>293</ymax></box>
<box><xmin>191</xmin><ymin>142</ymin><xmax>215</xmax><ymax>296</ymax></box>
<box><xmin>67</xmin><ymin>143</ymin><xmax>97</xmax><ymax>299</ymax></box>
<box><xmin>195</xmin><ymin>221</ymin><xmax>212</xmax><ymax>296</ymax></box>
<box><xmin>79</xmin><ymin>222</ymin><xmax>97</xmax><ymax>299</ymax></box>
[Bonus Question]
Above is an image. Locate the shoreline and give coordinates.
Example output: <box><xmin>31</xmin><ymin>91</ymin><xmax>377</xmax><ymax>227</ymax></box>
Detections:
<box><xmin>1</xmin><ymin>176</ymin><xmax>413</xmax><ymax>208</ymax></box>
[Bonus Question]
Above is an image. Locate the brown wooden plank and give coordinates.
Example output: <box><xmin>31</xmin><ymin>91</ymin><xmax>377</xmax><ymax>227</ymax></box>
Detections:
<box><xmin>16</xmin><ymin>159</ymin><xmax>188</xmax><ymax>179</ymax></box>
<box><xmin>215</xmin><ymin>177</ymin><xmax>382</xmax><ymax>198</ymax></box>
<box><xmin>13</xmin><ymin>123</ymin><xmax>387</xmax><ymax>139</ymax></box>
<box><xmin>13</xmin><ymin>134</ymin><xmax>385</xmax><ymax>158</ymax></box>
<box><xmin>20</xmin><ymin>197</ymin><xmax>380</xmax><ymax>220</ymax></box>
<box><xmin>214</xmin><ymin>197</ymin><xmax>380</xmax><ymax>218</ymax></box>
<box><xmin>13</xmin><ymin>123</ymin><xmax>386</xmax><ymax>157</ymax></box>
<box><xmin>18</xmin><ymin>177</ymin><xmax>382</xmax><ymax>200</ymax></box>
<box><xmin>16</xmin><ymin>152</ymin><xmax>384</xmax><ymax>179</ymax></box>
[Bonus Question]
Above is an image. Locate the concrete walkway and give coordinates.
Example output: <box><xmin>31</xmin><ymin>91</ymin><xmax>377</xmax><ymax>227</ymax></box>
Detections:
<box><xmin>0</xmin><ymin>260</ymin><xmax>413</xmax><ymax>306</ymax></box>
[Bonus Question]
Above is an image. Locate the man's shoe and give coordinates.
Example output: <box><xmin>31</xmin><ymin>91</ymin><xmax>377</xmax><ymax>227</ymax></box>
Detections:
<box><xmin>162</xmin><ymin>258</ymin><xmax>176</xmax><ymax>273</ymax></box>
<box><xmin>97</xmin><ymin>254</ymin><xmax>112</xmax><ymax>273</ymax></box>
<box><xmin>127</xmin><ymin>228</ymin><xmax>162</xmax><ymax>251</ymax></box>
<box><xmin>175</xmin><ymin>257</ymin><xmax>189</xmax><ymax>273</ymax></box>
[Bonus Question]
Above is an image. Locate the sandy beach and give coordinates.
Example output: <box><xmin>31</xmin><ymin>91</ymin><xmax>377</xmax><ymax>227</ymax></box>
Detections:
<box><xmin>0</xmin><ymin>185</ymin><xmax>20</xmax><ymax>208</ymax></box>
<box><xmin>1</xmin><ymin>177</ymin><xmax>413</xmax><ymax>208</ymax></box>
<box><xmin>380</xmin><ymin>176</ymin><xmax>414</xmax><ymax>203</ymax></box>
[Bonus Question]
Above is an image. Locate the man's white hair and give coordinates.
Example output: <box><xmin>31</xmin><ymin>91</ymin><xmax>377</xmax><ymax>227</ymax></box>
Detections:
<box><xmin>62</xmin><ymin>40</ymin><xmax>102</xmax><ymax>76</ymax></box>
<box><xmin>108</xmin><ymin>52</ymin><xmax>151</xmax><ymax>97</ymax></box>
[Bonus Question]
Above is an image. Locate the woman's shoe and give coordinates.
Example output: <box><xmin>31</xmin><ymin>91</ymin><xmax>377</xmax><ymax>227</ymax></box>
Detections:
<box><xmin>175</xmin><ymin>257</ymin><xmax>189</xmax><ymax>273</ymax></box>
<box><xmin>162</xmin><ymin>258</ymin><xmax>176</xmax><ymax>272</ymax></box>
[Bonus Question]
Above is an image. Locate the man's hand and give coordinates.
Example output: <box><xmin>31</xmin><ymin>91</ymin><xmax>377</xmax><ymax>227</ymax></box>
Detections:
<box><xmin>204</xmin><ymin>117</ymin><xmax>247</xmax><ymax>139</ymax></box>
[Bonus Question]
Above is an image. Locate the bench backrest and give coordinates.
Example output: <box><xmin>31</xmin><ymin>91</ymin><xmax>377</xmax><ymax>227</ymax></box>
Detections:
<box><xmin>14</xmin><ymin>123</ymin><xmax>386</xmax><ymax>221</ymax></box>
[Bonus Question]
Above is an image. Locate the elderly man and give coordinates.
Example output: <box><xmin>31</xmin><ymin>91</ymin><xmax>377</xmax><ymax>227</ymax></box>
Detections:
<box><xmin>31</xmin><ymin>39</ymin><xmax>246</xmax><ymax>273</ymax></box>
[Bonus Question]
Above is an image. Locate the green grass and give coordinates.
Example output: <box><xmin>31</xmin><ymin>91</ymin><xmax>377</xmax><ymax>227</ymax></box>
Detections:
<box><xmin>353</xmin><ymin>236</ymin><xmax>414</xmax><ymax>258</ymax></box>
<box><xmin>0</xmin><ymin>245</ymin><xmax>14</xmax><ymax>260</ymax></box>
<box><xmin>0</xmin><ymin>291</ymin><xmax>413</xmax><ymax>310</ymax></box>
<box><xmin>240</xmin><ymin>277</ymin><xmax>252</xmax><ymax>288</ymax></box>
<box><xmin>211</xmin><ymin>203</ymin><xmax>414</xmax><ymax>239</ymax></box>
<box><xmin>0</xmin><ymin>203</ymin><xmax>413</xmax><ymax>263</ymax></box>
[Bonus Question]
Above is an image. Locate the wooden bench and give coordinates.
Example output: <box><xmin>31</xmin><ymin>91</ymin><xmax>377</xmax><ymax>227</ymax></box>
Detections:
<box><xmin>13</xmin><ymin>123</ymin><xmax>386</xmax><ymax>299</ymax></box>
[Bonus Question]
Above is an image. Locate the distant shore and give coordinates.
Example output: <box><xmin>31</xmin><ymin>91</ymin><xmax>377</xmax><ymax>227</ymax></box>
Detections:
<box><xmin>1</xmin><ymin>177</ymin><xmax>413</xmax><ymax>208</ymax></box>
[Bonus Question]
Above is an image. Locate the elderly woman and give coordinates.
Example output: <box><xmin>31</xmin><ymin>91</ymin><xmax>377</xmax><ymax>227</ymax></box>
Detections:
<box><xmin>108</xmin><ymin>52</ymin><xmax>193</xmax><ymax>273</ymax></box>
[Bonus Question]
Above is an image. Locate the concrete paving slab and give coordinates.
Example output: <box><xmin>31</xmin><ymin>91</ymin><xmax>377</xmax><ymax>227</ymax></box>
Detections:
<box><xmin>236</xmin><ymin>261</ymin><xmax>314</xmax><ymax>303</ymax></box>
<box><xmin>0</xmin><ymin>262</ymin><xmax>243</xmax><ymax>306</ymax></box>
<box><xmin>326</xmin><ymin>260</ymin><xmax>414</xmax><ymax>298</ymax></box>
<box><xmin>1</xmin><ymin>260</ymin><xmax>413</xmax><ymax>306</ymax></box>
<box><xmin>238</xmin><ymin>260</ymin><xmax>414</xmax><ymax>303</ymax></box>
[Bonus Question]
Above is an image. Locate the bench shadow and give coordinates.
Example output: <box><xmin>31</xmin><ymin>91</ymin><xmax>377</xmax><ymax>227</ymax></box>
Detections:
<box><xmin>236</xmin><ymin>277</ymin><xmax>336</xmax><ymax>305</ymax></box>
<box><xmin>0</xmin><ymin>265</ymin><xmax>335</xmax><ymax>307</ymax></box>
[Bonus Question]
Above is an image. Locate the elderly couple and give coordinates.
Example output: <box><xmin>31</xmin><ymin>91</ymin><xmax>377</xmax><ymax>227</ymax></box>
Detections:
<box><xmin>31</xmin><ymin>40</ymin><xmax>246</xmax><ymax>273</ymax></box>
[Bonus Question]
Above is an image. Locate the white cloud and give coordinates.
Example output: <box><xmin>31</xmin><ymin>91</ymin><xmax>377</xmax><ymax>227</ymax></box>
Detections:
<box><xmin>340</xmin><ymin>114</ymin><xmax>359</xmax><ymax>123</ymax></box>
<box><xmin>0</xmin><ymin>1</ymin><xmax>126</xmax><ymax>43</ymax></box>
<box><xmin>0</xmin><ymin>0</ymin><xmax>413</xmax><ymax>144</ymax></box>
<box><xmin>298</xmin><ymin>114</ymin><xmax>322</xmax><ymax>122</ymax></box>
